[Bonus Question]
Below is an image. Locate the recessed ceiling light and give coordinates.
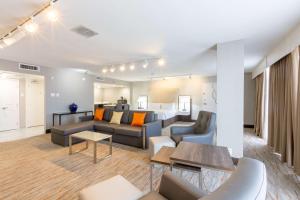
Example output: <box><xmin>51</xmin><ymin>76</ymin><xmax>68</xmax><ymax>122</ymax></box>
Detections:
<box><xmin>102</xmin><ymin>68</ymin><xmax>108</xmax><ymax>73</ymax></box>
<box><xmin>3</xmin><ymin>37</ymin><xmax>16</xmax><ymax>46</ymax></box>
<box><xmin>143</xmin><ymin>61</ymin><xmax>148</xmax><ymax>68</ymax></box>
<box><xmin>119</xmin><ymin>65</ymin><xmax>126</xmax><ymax>72</ymax></box>
<box><xmin>158</xmin><ymin>58</ymin><xmax>165</xmax><ymax>66</ymax></box>
<box><xmin>129</xmin><ymin>64</ymin><xmax>135</xmax><ymax>70</ymax></box>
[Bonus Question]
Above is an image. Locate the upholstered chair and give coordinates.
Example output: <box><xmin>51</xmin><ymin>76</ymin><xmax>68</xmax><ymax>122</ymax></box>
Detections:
<box><xmin>170</xmin><ymin>111</ymin><xmax>216</xmax><ymax>145</ymax></box>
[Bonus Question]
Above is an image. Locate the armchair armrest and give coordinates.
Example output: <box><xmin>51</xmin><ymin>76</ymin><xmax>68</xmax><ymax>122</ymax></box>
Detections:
<box><xmin>159</xmin><ymin>171</ymin><xmax>206</xmax><ymax>200</ymax></box>
<box><xmin>142</xmin><ymin>120</ymin><xmax>162</xmax><ymax>149</ymax></box>
<box><xmin>170</xmin><ymin>126</ymin><xmax>194</xmax><ymax>135</ymax></box>
<box><xmin>79</xmin><ymin>115</ymin><xmax>94</xmax><ymax>122</ymax></box>
<box><xmin>182</xmin><ymin>131</ymin><xmax>214</xmax><ymax>145</ymax></box>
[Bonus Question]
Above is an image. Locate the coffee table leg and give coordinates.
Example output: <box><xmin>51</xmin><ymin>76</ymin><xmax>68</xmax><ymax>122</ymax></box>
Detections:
<box><xmin>150</xmin><ymin>163</ymin><xmax>153</xmax><ymax>191</ymax></box>
<box><xmin>109</xmin><ymin>137</ymin><xmax>112</xmax><ymax>155</ymax></box>
<box><xmin>94</xmin><ymin>141</ymin><xmax>97</xmax><ymax>164</ymax></box>
<box><xmin>69</xmin><ymin>136</ymin><xmax>72</xmax><ymax>155</ymax></box>
<box><xmin>198</xmin><ymin>170</ymin><xmax>202</xmax><ymax>189</ymax></box>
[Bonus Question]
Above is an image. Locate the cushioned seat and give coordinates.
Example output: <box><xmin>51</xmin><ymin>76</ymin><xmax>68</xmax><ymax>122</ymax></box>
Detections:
<box><xmin>51</xmin><ymin>121</ymin><xmax>94</xmax><ymax>136</ymax></box>
<box><xmin>114</xmin><ymin>125</ymin><xmax>142</xmax><ymax>137</ymax></box>
<box><xmin>94</xmin><ymin>121</ymin><xmax>114</xmax><ymax>133</ymax></box>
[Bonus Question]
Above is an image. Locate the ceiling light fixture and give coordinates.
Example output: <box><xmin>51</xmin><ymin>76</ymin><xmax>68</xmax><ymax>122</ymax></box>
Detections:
<box><xmin>110</xmin><ymin>67</ymin><xmax>115</xmax><ymax>73</ymax></box>
<box><xmin>47</xmin><ymin>1</ymin><xmax>59</xmax><ymax>22</ymax></box>
<box><xmin>119</xmin><ymin>65</ymin><xmax>126</xmax><ymax>72</ymax></box>
<box><xmin>102</xmin><ymin>68</ymin><xmax>108</xmax><ymax>73</ymax></box>
<box><xmin>158</xmin><ymin>58</ymin><xmax>165</xmax><ymax>66</ymax></box>
<box><xmin>143</xmin><ymin>60</ymin><xmax>148</xmax><ymax>68</ymax></box>
<box><xmin>129</xmin><ymin>64</ymin><xmax>135</xmax><ymax>70</ymax></box>
<box><xmin>24</xmin><ymin>18</ymin><xmax>39</xmax><ymax>33</ymax></box>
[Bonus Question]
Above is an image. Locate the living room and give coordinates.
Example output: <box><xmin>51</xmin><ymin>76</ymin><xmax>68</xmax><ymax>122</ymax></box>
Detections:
<box><xmin>1</xmin><ymin>0</ymin><xmax>300</xmax><ymax>199</ymax></box>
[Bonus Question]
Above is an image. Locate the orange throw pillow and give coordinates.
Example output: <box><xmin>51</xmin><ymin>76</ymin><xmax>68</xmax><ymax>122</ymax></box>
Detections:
<box><xmin>131</xmin><ymin>112</ymin><xmax>146</xmax><ymax>127</ymax></box>
<box><xmin>94</xmin><ymin>108</ymin><xmax>105</xmax><ymax>121</ymax></box>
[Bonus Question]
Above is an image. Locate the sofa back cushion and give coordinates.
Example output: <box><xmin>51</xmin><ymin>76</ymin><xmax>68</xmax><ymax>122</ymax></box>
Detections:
<box><xmin>103</xmin><ymin>109</ymin><xmax>113</xmax><ymax>122</ymax></box>
<box><xmin>131</xmin><ymin>112</ymin><xmax>146</xmax><ymax>127</ymax></box>
<box><xmin>94</xmin><ymin>108</ymin><xmax>105</xmax><ymax>121</ymax></box>
<box><xmin>110</xmin><ymin>111</ymin><xmax>124</xmax><ymax>124</ymax></box>
<box><xmin>128</xmin><ymin>110</ymin><xmax>155</xmax><ymax>124</ymax></box>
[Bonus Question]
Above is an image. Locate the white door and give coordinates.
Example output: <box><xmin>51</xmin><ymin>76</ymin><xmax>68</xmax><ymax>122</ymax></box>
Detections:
<box><xmin>0</xmin><ymin>79</ymin><xmax>20</xmax><ymax>131</ymax></box>
<box><xmin>26</xmin><ymin>80</ymin><xmax>44</xmax><ymax>127</ymax></box>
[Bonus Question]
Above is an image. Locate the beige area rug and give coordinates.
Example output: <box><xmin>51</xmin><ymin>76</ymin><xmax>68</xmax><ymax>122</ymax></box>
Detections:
<box><xmin>0</xmin><ymin>126</ymin><xmax>299</xmax><ymax>199</ymax></box>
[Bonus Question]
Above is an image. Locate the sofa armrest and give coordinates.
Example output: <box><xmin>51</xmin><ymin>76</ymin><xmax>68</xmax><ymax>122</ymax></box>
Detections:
<box><xmin>79</xmin><ymin>115</ymin><xmax>94</xmax><ymax>122</ymax></box>
<box><xmin>159</xmin><ymin>171</ymin><xmax>206</xmax><ymax>200</ymax></box>
<box><xmin>170</xmin><ymin>126</ymin><xmax>194</xmax><ymax>135</ymax></box>
<box><xmin>142</xmin><ymin>120</ymin><xmax>162</xmax><ymax>149</ymax></box>
<box><xmin>182</xmin><ymin>131</ymin><xmax>214</xmax><ymax>145</ymax></box>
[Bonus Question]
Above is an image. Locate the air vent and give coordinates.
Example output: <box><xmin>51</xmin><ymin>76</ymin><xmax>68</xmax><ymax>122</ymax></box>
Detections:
<box><xmin>96</xmin><ymin>76</ymin><xmax>104</xmax><ymax>81</ymax></box>
<box><xmin>19</xmin><ymin>63</ymin><xmax>40</xmax><ymax>71</ymax></box>
<box><xmin>71</xmin><ymin>25</ymin><xmax>98</xmax><ymax>38</ymax></box>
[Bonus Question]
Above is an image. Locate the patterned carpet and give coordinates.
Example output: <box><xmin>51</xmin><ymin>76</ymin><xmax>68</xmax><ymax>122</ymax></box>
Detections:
<box><xmin>0</xmin><ymin>126</ymin><xmax>299</xmax><ymax>199</ymax></box>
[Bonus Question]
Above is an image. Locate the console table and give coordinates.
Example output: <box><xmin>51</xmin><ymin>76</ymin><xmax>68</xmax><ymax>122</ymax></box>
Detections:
<box><xmin>52</xmin><ymin>110</ymin><xmax>93</xmax><ymax>126</ymax></box>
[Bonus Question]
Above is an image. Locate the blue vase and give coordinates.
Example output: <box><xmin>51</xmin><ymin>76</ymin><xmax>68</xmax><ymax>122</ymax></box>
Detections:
<box><xmin>69</xmin><ymin>103</ymin><xmax>78</xmax><ymax>113</ymax></box>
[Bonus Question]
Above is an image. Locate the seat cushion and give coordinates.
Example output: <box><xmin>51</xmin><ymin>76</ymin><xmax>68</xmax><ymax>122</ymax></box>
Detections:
<box><xmin>79</xmin><ymin>175</ymin><xmax>143</xmax><ymax>200</ymax></box>
<box><xmin>94</xmin><ymin>121</ymin><xmax>116</xmax><ymax>133</ymax></box>
<box><xmin>51</xmin><ymin>121</ymin><xmax>94</xmax><ymax>136</ymax></box>
<box><xmin>114</xmin><ymin>124</ymin><xmax>143</xmax><ymax>137</ymax></box>
<box><xmin>139</xmin><ymin>191</ymin><xmax>167</xmax><ymax>200</ymax></box>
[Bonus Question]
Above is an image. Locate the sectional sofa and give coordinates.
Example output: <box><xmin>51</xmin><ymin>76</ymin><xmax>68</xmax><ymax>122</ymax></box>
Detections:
<box><xmin>51</xmin><ymin>109</ymin><xmax>162</xmax><ymax>149</ymax></box>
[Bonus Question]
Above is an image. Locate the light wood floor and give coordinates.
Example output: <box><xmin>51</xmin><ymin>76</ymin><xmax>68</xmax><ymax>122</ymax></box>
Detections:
<box><xmin>0</xmin><ymin>126</ymin><xmax>299</xmax><ymax>199</ymax></box>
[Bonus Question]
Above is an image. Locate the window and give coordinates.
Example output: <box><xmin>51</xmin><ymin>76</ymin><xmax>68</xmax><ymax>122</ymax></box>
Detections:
<box><xmin>137</xmin><ymin>96</ymin><xmax>148</xmax><ymax>109</ymax></box>
<box><xmin>178</xmin><ymin>95</ymin><xmax>191</xmax><ymax>113</ymax></box>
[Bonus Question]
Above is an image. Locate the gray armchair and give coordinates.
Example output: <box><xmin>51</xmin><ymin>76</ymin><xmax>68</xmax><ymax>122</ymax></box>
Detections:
<box><xmin>170</xmin><ymin>111</ymin><xmax>216</xmax><ymax>145</ymax></box>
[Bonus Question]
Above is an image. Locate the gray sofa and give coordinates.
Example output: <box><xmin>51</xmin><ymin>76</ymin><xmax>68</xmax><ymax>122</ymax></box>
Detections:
<box><xmin>51</xmin><ymin>109</ymin><xmax>162</xmax><ymax>149</ymax></box>
<box><xmin>171</xmin><ymin>111</ymin><xmax>216</xmax><ymax>145</ymax></box>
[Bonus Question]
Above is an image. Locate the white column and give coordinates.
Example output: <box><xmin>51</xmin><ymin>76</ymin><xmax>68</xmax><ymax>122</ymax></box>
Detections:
<box><xmin>217</xmin><ymin>40</ymin><xmax>244</xmax><ymax>158</ymax></box>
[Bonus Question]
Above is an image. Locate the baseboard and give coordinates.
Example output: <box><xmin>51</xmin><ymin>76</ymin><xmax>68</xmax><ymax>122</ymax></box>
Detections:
<box><xmin>46</xmin><ymin>129</ymin><xmax>51</xmax><ymax>134</ymax></box>
<box><xmin>244</xmin><ymin>124</ymin><xmax>254</xmax><ymax>128</ymax></box>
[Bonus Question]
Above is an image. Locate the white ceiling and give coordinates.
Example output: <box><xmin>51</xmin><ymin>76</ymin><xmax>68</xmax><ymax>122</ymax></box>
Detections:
<box><xmin>0</xmin><ymin>0</ymin><xmax>300</xmax><ymax>81</ymax></box>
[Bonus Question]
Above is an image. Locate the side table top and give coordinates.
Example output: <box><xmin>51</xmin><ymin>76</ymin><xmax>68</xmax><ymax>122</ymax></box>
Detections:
<box><xmin>71</xmin><ymin>131</ymin><xmax>112</xmax><ymax>142</ymax></box>
<box><xmin>150</xmin><ymin>146</ymin><xmax>175</xmax><ymax>165</ymax></box>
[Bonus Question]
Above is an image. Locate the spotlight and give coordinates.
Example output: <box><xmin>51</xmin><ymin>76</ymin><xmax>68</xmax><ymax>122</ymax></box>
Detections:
<box><xmin>143</xmin><ymin>60</ymin><xmax>148</xmax><ymax>68</ymax></box>
<box><xmin>3</xmin><ymin>37</ymin><xmax>16</xmax><ymax>46</ymax></box>
<box><xmin>47</xmin><ymin>9</ymin><xmax>59</xmax><ymax>22</ymax></box>
<box><xmin>102</xmin><ymin>68</ymin><xmax>108</xmax><ymax>73</ymax></box>
<box><xmin>119</xmin><ymin>65</ymin><xmax>126</xmax><ymax>72</ymax></box>
<box><xmin>24</xmin><ymin>19</ymin><xmax>38</xmax><ymax>33</ymax></box>
<box><xmin>158</xmin><ymin>58</ymin><xmax>165</xmax><ymax>66</ymax></box>
<box><xmin>129</xmin><ymin>64</ymin><xmax>135</xmax><ymax>70</ymax></box>
<box><xmin>110</xmin><ymin>67</ymin><xmax>115</xmax><ymax>73</ymax></box>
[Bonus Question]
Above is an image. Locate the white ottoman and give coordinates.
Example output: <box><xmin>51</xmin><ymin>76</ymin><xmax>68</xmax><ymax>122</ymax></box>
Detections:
<box><xmin>79</xmin><ymin>175</ymin><xmax>143</xmax><ymax>200</ymax></box>
<box><xmin>149</xmin><ymin>136</ymin><xmax>176</xmax><ymax>157</ymax></box>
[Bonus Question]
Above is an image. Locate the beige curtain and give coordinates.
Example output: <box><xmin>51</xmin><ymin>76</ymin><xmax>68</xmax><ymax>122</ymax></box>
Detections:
<box><xmin>254</xmin><ymin>73</ymin><xmax>264</xmax><ymax>137</ymax></box>
<box><xmin>268</xmin><ymin>53</ymin><xmax>296</xmax><ymax>165</ymax></box>
<box><xmin>294</xmin><ymin>47</ymin><xmax>300</xmax><ymax>174</ymax></box>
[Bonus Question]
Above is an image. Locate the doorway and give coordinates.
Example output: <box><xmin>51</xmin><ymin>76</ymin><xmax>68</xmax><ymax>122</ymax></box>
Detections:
<box><xmin>0</xmin><ymin>71</ymin><xmax>45</xmax><ymax>142</ymax></box>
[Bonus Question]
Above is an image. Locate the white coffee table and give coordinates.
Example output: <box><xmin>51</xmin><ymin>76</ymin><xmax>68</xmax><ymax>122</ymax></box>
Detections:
<box><xmin>69</xmin><ymin>131</ymin><xmax>112</xmax><ymax>164</ymax></box>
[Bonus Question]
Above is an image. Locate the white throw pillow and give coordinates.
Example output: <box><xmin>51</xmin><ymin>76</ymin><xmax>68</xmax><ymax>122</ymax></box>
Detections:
<box><xmin>110</xmin><ymin>111</ymin><xmax>123</xmax><ymax>124</ymax></box>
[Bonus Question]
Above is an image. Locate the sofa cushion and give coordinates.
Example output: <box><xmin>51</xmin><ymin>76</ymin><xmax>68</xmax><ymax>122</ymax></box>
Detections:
<box><xmin>128</xmin><ymin>111</ymin><xmax>155</xmax><ymax>124</ymax></box>
<box><xmin>103</xmin><ymin>109</ymin><xmax>113</xmax><ymax>122</ymax></box>
<box><xmin>94</xmin><ymin>121</ymin><xmax>116</xmax><ymax>133</ymax></box>
<box><xmin>121</xmin><ymin>110</ymin><xmax>130</xmax><ymax>124</ymax></box>
<box><xmin>194</xmin><ymin>111</ymin><xmax>212</xmax><ymax>134</ymax></box>
<box><xmin>114</xmin><ymin>124</ymin><xmax>143</xmax><ymax>137</ymax></box>
<box><xmin>51</xmin><ymin>121</ymin><xmax>94</xmax><ymax>136</ymax></box>
<box><xmin>110</xmin><ymin>111</ymin><xmax>123</xmax><ymax>124</ymax></box>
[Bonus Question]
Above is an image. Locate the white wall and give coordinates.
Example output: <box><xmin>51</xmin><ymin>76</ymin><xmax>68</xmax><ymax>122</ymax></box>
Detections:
<box><xmin>131</xmin><ymin>76</ymin><xmax>217</xmax><ymax>120</ymax></box>
<box><xmin>253</xmin><ymin>23</ymin><xmax>300</xmax><ymax>78</ymax></box>
<box><xmin>0</xmin><ymin>58</ymin><xmax>130</xmax><ymax>129</ymax></box>
<box><xmin>102</xmin><ymin>87</ymin><xmax>130</xmax><ymax>103</ymax></box>
<box><xmin>217</xmin><ymin>40</ymin><xmax>244</xmax><ymax>158</ymax></box>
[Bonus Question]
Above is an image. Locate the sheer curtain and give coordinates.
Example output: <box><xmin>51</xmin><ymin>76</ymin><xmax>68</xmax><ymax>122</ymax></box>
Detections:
<box><xmin>254</xmin><ymin>73</ymin><xmax>264</xmax><ymax>137</ymax></box>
